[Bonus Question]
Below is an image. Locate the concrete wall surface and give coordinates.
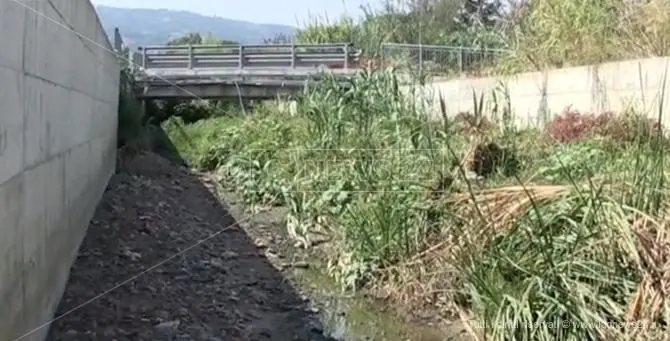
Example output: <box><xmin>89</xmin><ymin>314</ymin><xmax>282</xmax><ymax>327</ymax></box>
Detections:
<box><xmin>424</xmin><ymin>57</ymin><xmax>670</xmax><ymax>126</ymax></box>
<box><xmin>0</xmin><ymin>0</ymin><xmax>119</xmax><ymax>340</ymax></box>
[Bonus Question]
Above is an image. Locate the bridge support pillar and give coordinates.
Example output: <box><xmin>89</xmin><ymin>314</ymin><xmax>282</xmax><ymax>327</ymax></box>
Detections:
<box><xmin>142</xmin><ymin>99</ymin><xmax>149</xmax><ymax>122</ymax></box>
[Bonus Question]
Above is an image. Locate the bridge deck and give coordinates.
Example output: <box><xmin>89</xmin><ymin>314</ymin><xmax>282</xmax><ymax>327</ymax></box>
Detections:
<box><xmin>131</xmin><ymin>43</ymin><xmax>362</xmax><ymax>99</ymax></box>
<box><xmin>138</xmin><ymin>67</ymin><xmax>359</xmax><ymax>81</ymax></box>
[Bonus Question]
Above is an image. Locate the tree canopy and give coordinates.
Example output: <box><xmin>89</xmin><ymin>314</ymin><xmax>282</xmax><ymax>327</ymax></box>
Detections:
<box><xmin>261</xmin><ymin>0</ymin><xmax>506</xmax><ymax>55</ymax></box>
<box><xmin>167</xmin><ymin>32</ymin><xmax>238</xmax><ymax>45</ymax></box>
<box><xmin>165</xmin><ymin>0</ymin><xmax>670</xmax><ymax>75</ymax></box>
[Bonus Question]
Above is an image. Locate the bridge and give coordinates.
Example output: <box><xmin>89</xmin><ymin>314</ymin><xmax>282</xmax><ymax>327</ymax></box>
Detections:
<box><xmin>130</xmin><ymin>43</ymin><xmax>363</xmax><ymax>99</ymax></box>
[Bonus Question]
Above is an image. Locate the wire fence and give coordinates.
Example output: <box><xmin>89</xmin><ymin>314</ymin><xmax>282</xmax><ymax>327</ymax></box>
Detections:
<box><xmin>380</xmin><ymin>43</ymin><xmax>510</xmax><ymax>78</ymax></box>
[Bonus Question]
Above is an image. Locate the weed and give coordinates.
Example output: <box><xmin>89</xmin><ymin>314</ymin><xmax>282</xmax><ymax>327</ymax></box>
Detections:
<box><xmin>165</xmin><ymin>68</ymin><xmax>670</xmax><ymax>340</ymax></box>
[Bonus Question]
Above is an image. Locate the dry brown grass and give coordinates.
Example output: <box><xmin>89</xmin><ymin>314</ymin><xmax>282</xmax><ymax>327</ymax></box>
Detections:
<box><xmin>377</xmin><ymin>185</ymin><xmax>571</xmax><ymax>319</ymax></box>
<box><xmin>627</xmin><ymin>216</ymin><xmax>670</xmax><ymax>336</ymax></box>
<box><xmin>378</xmin><ymin>181</ymin><xmax>670</xmax><ymax>340</ymax></box>
<box><xmin>445</xmin><ymin>185</ymin><xmax>569</xmax><ymax>229</ymax></box>
<box><xmin>499</xmin><ymin>0</ymin><xmax>670</xmax><ymax>74</ymax></box>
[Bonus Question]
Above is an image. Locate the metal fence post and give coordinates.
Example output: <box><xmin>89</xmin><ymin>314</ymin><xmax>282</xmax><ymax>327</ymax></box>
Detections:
<box><xmin>290</xmin><ymin>44</ymin><xmax>296</xmax><ymax>68</ymax></box>
<box><xmin>418</xmin><ymin>43</ymin><xmax>423</xmax><ymax>74</ymax></box>
<box><xmin>188</xmin><ymin>44</ymin><xmax>194</xmax><ymax>69</ymax></box>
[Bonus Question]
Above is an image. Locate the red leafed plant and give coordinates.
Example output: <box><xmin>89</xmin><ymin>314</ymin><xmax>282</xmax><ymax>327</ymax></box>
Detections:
<box><xmin>545</xmin><ymin>107</ymin><xmax>611</xmax><ymax>142</ymax></box>
<box><xmin>545</xmin><ymin>106</ymin><xmax>663</xmax><ymax>143</ymax></box>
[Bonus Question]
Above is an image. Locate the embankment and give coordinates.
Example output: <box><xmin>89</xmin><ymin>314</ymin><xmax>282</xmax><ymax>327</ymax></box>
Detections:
<box><xmin>0</xmin><ymin>0</ymin><xmax>119</xmax><ymax>339</ymax></box>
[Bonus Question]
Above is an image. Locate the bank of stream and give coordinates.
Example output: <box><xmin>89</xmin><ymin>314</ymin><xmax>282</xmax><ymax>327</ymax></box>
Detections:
<box><xmin>213</xmin><ymin>179</ymin><xmax>470</xmax><ymax>341</ymax></box>
<box><xmin>148</xmin><ymin>122</ymin><xmax>470</xmax><ymax>340</ymax></box>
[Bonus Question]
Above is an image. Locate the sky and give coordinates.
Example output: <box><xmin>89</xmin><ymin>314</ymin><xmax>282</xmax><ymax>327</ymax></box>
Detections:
<box><xmin>90</xmin><ymin>0</ymin><xmax>374</xmax><ymax>26</ymax></box>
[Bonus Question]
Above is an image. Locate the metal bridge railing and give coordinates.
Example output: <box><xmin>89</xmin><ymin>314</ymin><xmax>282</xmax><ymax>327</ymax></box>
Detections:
<box><xmin>135</xmin><ymin>43</ymin><xmax>362</xmax><ymax>71</ymax></box>
<box><xmin>381</xmin><ymin>43</ymin><xmax>510</xmax><ymax>77</ymax></box>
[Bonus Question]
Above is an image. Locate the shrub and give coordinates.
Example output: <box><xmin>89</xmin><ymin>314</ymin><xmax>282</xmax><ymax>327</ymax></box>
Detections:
<box><xmin>544</xmin><ymin>107</ymin><xmax>611</xmax><ymax>142</ymax></box>
<box><xmin>452</xmin><ymin>112</ymin><xmax>497</xmax><ymax>136</ymax></box>
<box><xmin>601</xmin><ymin>109</ymin><xmax>663</xmax><ymax>144</ymax></box>
<box><xmin>545</xmin><ymin>107</ymin><xmax>663</xmax><ymax>144</ymax></box>
<box><xmin>470</xmin><ymin>142</ymin><xmax>519</xmax><ymax>178</ymax></box>
<box><xmin>538</xmin><ymin>140</ymin><xmax>611</xmax><ymax>181</ymax></box>
<box><xmin>165</xmin><ymin>70</ymin><xmax>670</xmax><ymax>341</ymax></box>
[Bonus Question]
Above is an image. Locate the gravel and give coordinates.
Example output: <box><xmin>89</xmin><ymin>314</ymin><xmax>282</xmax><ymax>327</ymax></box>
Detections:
<box><xmin>46</xmin><ymin>152</ymin><xmax>338</xmax><ymax>341</ymax></box>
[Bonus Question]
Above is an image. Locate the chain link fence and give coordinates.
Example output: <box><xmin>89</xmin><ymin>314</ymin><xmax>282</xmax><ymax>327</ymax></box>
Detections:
<box><xmin>380</xmin><ymin>43</ymin><xmax>510</xmax><ymax>79</ymax></box>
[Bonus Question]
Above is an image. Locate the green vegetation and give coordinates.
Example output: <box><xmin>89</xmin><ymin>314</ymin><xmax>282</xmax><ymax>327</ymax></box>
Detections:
<box><xmin>498</xmin><ymin>0</ymin><xmax>670</xmax><ymax>73</ymax></box>
<box><xmin>166</xmin><ymin>32</ymin><xmax>238</xmax><ymax>46</ymax></box>
<box><xmin>112</xmin><ymin>0</ymin><xmax>670</xmax><ymax>77</ymax></box>
<box><xmin>284</xmin><ymin>0</ymin><xmax>670</xmax><ymax>75</ymax></box>
<box><xmin>290</xmin><ymin>0</ymin><xmax>505</xmax><ymax>53</ymax></box>
<box><xmin>114</xmin><ymin>1</ymin><xmax>670</xmax><ymax>339</ymax></box>
<box><xmin>163</xmin><ymin>69</ymin><xmax>670</xmax><ymax>340</ymax></box>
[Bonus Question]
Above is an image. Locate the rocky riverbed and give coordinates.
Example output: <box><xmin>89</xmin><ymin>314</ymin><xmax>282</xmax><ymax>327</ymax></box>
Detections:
<box><xmin>46</xmin><ymin>151</ymin><xmax>468</xmax><ymax>341</ymax></box>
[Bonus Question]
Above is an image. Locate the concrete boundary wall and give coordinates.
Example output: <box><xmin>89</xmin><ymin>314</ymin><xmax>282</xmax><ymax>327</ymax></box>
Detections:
<box><xmin>426</xmin><ymin>57</ymin><xmax>670</xmax><ymax>127</ymax></box>
<box><xmin>0</xmin><ymin>1</ymin><xmax>119</xmax><ymax>340</ymax></box>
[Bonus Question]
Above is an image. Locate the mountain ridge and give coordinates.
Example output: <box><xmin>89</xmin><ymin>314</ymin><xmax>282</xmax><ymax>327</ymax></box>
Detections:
<box><xmin>95</xmin><ymin>5</ymin><xmax>296</xmax><ymax>46</ymax></box>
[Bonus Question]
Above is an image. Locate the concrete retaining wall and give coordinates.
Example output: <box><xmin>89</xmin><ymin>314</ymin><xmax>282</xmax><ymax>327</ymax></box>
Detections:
<box><xmin>425</xmin><ymin>57</ymin><xmax>670</xmax><ymax>126</ymax></box>
<box><xmin>0</xmin><ymin>1</ymin><xmax>119</xmax><ymax>340</ymax></box>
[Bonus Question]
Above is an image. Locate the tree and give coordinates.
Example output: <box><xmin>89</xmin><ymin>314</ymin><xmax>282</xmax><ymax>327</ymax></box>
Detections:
<box><xmin>455</xmin><ymin>0</ymin><xmax>503</xmax><ymax>28</ymax></box>
<box><xmin>288</xmin><ymin>0</ymin><xmax>506</xmax><ymax>57</ymax></box>
<box><xmin>159</xmin><ymin>32</ymin><xmax>238</xmax><ymax>119</ymax></box>
<box><xmin>373</xmin><ymin>0</ymin><xmax>463</xmax><ymax>44</ymax></box>
<box><xmin>264</xmin><ymin>33</ymin><xmax>294</xmax><ymax>44</ymax></box>
<box><xmin>167</xmin><ymin>32</ymin><xmax>202</xmax><ymax>45</ymax></box>
<box><xmin>202</xmin><ymin>33</ymin><xmax>237</xmax><ymax>45</ymax></box>
<box><xmin>167</xmin><ymin>32</ymin><xmax>238</xmax><ymax>46</ymax></box>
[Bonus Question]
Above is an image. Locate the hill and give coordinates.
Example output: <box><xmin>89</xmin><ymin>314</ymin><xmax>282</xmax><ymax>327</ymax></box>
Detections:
<box><xmin>95</xmin><ymin>5</ymin><xmax>296</xmax><ymax>46</ymax></box>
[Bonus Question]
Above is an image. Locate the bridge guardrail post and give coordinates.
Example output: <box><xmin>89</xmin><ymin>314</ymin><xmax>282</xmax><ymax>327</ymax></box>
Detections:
<box><xmin>343</xmin><ymin>44</ymin><xmax>349</xmax><ymax>70</ymax></box>
<box><xmin>132</xmin><ymin>52</ymin><xmax>141</xmax><ymax>71</ymax></box>
<box><xmin>188</xmin><ymin>44</ymin><xmax>194</xmax><ymax>69</ymax></box>
<box><xmin>290</xmin><ymin>44</ymin><xmax>296</xmax><ymax>68</ymax></box>
<box><xmin>238</xmin><ymin>45</ymin><xmax>244</xmax><ymax>69</ymax></box>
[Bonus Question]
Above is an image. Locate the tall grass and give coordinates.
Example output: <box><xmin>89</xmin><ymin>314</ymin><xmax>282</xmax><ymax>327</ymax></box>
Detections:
<box><xmin>499</xmin><ymin>0</ymin><xmax>670</xmax><ymax>74</ymax></box>
<box><xmin>290</xmin><ymin>0</ymin><xmax>670</xmax><ymax>77</ymax></box>
<box><xmin>165</xmin><ymin>68</ymin><xmax>670</xmax><ymax>340</ymax></box>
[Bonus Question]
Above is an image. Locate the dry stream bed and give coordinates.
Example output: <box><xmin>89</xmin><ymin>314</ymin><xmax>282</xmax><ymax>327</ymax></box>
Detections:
<box><xmin>46</xmin><ymin>152</ymin><xmax>467</xmax><ymax>341</ymax></box>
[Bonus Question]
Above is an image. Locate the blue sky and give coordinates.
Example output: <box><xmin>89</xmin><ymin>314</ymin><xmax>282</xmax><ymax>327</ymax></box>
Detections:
<box><xmin>90</xmin><ymin>0</ymin><xmax>374</xmax><ymax>26</ymax></box>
